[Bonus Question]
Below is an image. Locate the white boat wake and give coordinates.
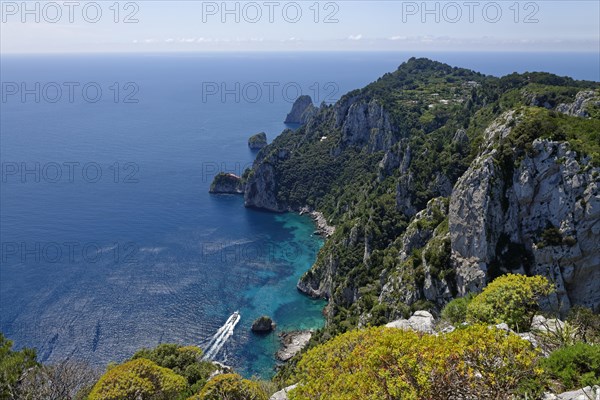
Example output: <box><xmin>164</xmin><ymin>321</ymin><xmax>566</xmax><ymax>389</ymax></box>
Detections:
<box><xmin>202</xmin><ymin>311</ymin><xmax>241</xmax><ymax>360</ymax></box>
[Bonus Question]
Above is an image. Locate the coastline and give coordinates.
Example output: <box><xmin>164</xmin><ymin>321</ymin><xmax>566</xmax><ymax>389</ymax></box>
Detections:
<box><xmin>299</xmin><ymin>206</ymin><xmax>335</xmax><ymax>238</ymax></box>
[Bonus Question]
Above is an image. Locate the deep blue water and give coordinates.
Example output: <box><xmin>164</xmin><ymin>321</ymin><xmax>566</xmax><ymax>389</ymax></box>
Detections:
<box><xmin>1</xmin><ymin>51</ymin><xmax>598</xmax><ymax>378</ymax></box>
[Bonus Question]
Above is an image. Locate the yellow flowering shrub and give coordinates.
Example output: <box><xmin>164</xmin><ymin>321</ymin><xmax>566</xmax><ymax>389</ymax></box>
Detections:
<box><xmin>88</xmin><ymin>358</ymin><xmax>187</xmax><ymax>400</ymax></box>
<box><xmin>289</xmin><ymin>325</ymin><xmax>541</xmax><ymax>400</ymax></box>
<box><xmin>467</xmin><ymin>274</ymin><xmax>555</xmax><ymax>331</ymax></box>
<box><xmin>189</xmin><ymin>373</ymin><xmax>269</xmax><ymax>400</ymax></box>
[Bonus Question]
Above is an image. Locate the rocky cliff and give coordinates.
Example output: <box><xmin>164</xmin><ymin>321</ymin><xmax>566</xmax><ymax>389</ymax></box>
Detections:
<box><xmin>449</xmin><ymin>110</ymin><xmax>600</xmax><ymax>314</ymax></box>
<box><xmin>284</xmin><ymin>95</ymin><xmax>317</xmax><ymax>124</ymax></box>
<box><xmin>209</xmin><ymin>172</ymin><xmax>244</xmax><ymax>194</ymax></box>
<box><xmin>242</xmin><ymin>58</ymin><xmax>600</xmax><ymax>332</ymax></box>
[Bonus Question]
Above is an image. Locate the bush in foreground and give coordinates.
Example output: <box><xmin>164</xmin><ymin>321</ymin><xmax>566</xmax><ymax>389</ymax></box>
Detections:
<box><xmin>289</xmin><ymin>324</ymin><xmax>541</xmax><ymax>399</ymax></box>
<box><xmin>541</xmin><ymin>343</ymin><xmax>600</xmax><ymax>391</ymax></box>
<box><xmin>190</xmin><ymin>373</ymin><xmax>269</xmax><ymax>400</ymax></box>
<box><xmin>88</xmin><ymin>358</ymin><xmax>188</xmax><ymax>400</ymax></box>
<box><xmin>132</xmin><ymin>344</ymin><xmax>216</xmax><ymax>393</ymax></box>
<box><xmin>440</xmin><ymin>294</ymin><xmax>474</xmax><ymax>325</ymax></box>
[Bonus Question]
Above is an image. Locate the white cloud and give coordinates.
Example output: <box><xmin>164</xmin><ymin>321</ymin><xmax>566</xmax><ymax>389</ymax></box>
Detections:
<box><xmin>348</xmin><ymin>34</ymin><xmax>363</xmax><ymax>41</ymax></box>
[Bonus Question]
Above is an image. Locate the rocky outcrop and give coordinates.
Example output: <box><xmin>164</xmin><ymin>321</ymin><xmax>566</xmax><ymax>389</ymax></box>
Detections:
<box><xmin>544</xmin><ymin>386</ymin><xmax>600</xmax><ymax>400</ymax></box>
<box><xmin>244</xmin><ymin>148</ymin><xmax>291</xmax><ymax>212</ymax></box>
<box><xmin>449</xmin><ymin>113</ymin><xmax>600</xmax><ymax>313</ymax></box>
<box><xmin>300</xmin><ymin>207</ymin><xmax>335</xmax><ymax>237</ymax></box>
<box><xmin>251</xmin><ymin>316</ymin><xmax>276</xmax><ymax>333</ymax></box>
<box><xmin>557</xmin><ymin>90</ymin><xmax>600</xmax><ymax>118</ymax></box>
<box><xmin>209</xmin><ymin>172</ymin><xmax>243</xmax><ymax>194</ymax></box>
<box><xmin>248</xmin><ymin>132</ymin><xmax>268</xmax><ymax>150</ymax></box>
<box><xmin>276</xmin><ymin>331</ymin><xmax>312</xmax><ymax>362</ymax></box>
<box><xmin>335</xmin><ymin>97</ymin><xmax>395</xmax><ymax>153</ymax></box>
<box><xmin>284</xmin><ymin>95</ymin><xmax>316</xmax><ymax>124</ymax></box>
<box><xmin>385</xmin><ymin>310</ymin><xmax>435</xmax><ymax>334</ymax></box>
<box><xmin>270</xmin><ymin>384</ymin><xmax>298</xmax><ymax>400</ymax></box>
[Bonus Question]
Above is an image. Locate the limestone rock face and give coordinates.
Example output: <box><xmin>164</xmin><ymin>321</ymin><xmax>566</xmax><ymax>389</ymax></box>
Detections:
<box><xmin>449</xmin><ymin>113</ymin><xmax>600</xmax><ymax>313</ymax></box>
<box><xmin>276</xmin><ymin>331</ymin><xmax>312</xmax><ymax>362</ymax></box>
<box><xmin>244</xmin><ymin>148</ymin><xmax>290</xmax><ymax>212</ymax></box>
<box><xmin>335</xmin><ymin>97</ymin><xmax>395</xmax><ymax>152</ymax></box>
<box><xmin>544</xmin><ymin>386</ymin><xmax>600</xmax><ymax>400</ymax></box>
<box><xmin>379</xmin><ymin>197</ymin><xmax>453</xmax><ymax>315</ymax></box>
<box><xmin>209</xmin><ymin>173</ymin><xmax>243</xmax><ymax>194</ymax></box>
<box><xmin>270</xmin><ymin>384</ymin><xmax>298</xmax><ymax>400</ymax></box>
<box><xmin>385</xmin><ymin>310</ymin><xmax>435</xmax><ymax>334</ymax></box>
<box><xmin>284</xmin><ymin>95</ymin><xmax>316</xmax><ymax>124</ymax></box>
<box><xmin>557</xmin><ymin>90</ymin><xmax>600</xmax><ymax>118</ymax></box>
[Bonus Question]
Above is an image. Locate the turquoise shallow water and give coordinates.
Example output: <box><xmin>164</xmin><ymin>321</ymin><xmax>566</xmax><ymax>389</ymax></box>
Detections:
<box><xmin>1</xmin><ymin>52</ymin><xmax>597</xmax><ymax>378</ymax></box>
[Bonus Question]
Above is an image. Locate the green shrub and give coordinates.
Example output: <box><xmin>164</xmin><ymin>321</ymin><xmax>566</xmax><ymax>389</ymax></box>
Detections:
<box><xmin>467</xmin><ymin>274</ymin><xmax>555</xmax><ymax>332</ymax></box>
<box><xmin>132</xmin><ymin>344</ymin><xmax>216</xmax><ymax>391</ymax></box>
<box><xmin>441</xmin><ymin>294</ymin><xmax>474</xmax><ymax>325</ymax></box>
<box><xmin>0</xmin><ymin>333</ymin><xmax>38</xmax><ymax>399</ymax></box>
<box><xmin>541</xmin><ymin>227</ymin><xmax>564</xmax><ymax>247</ymax></box>
<box><xmin>191</xmin><ymin>373</ymin><xmax>268</xmax><ymax>400</ymax></box>
<box><xmin>541</xmin><ymin>343</ymin><xmax>600</xmax><ymax>390</ymax></box>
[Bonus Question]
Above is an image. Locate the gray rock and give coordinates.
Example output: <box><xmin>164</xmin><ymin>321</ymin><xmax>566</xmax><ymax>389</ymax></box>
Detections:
<box><xmin>244</xmin><ymin>149</ymin><xmax>289</xmax><ymax>212</ymax></box>
<box><xmin>385</xmin><ymin>311</ymin><xmax>435</xmax><ymax>334</ymax></box>
<box><xmin>270</xmin><ymin>384</ymin><xmax>298</xmax><ymax>400</ymax></box>
<box><xmin>544</xmin><ymin>386</ymin><xmax>600</xmax><ymax>400</ymax></box>
<box><xmin>449</xmin><ymin>111</ymin><xmax>600</xmax><ymax>312</ymax></box>
<box><xmin>530</xmin><ymin>315</ymin><xmax>565</xmax><ymax>334</ymax></box>
<box><xmin>518</xmin><ymin>332</ymin><xmax>539</xmax><ymax>348</ymax></box>
<box><xmin>276</xmin><ymin>331</ymin><xmax>312</xmax><ymax>362</ymax></box>
<box><xmin>495</xmin><ymin>323</ymin><xmax>512</xmax><ymax>332</ymax></box>
<box><xmin>557</xmin><ymin>90</ymin><xmax>599</xmax><ymax>118</ymax></box>
<box><xmin>385</xmin><ymin>319</ymin><xmax>412</xmax><ymax>330</ymax></box>
<box><xmin>285</xmin><ymin>95</ymin><xmax>316</xmax><ymax>124</ymax></box>
<box><xmin>336</xmin><ymin>98</ymin><xmax>394</xmax><ymax>152</ymax></box>
<box><xmin>409</xmin><ymin>310</ymin><xmax>435</xmax><ymax>333</ymax></box>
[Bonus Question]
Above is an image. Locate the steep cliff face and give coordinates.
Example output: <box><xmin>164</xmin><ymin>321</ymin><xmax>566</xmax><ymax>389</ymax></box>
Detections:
<box><xmin>379</xmin><ymin>197</ymin><xmax>453</xmax><ymax>318</ymax></box>
<box><xmin>334</xmin><ymin>97</ymin><xmax>396</xmax><ymax>153</ymax></box>
<box><xmin>449</xmin><ymin>111</ymin><xmax>600</xmax><ymax>313</ymax></box>
<box><xmin>244</xmin><ymin>148</ymin><xmax>290</xmax><ymax>212</ymax></box>
<box><xmin>284</xmin><ymin>95</ymin><xmax>317</xmax><ymax>124</ymax></box>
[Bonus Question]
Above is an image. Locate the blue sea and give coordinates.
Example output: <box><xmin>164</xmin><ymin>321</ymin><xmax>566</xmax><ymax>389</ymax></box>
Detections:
<box><xmin>1</xmin><ymin>51</ymin><xmax>598</xmax><ymax>378</ymax></box>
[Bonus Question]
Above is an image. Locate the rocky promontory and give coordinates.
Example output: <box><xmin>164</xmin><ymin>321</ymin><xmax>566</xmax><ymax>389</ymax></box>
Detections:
<box><xmin>209</xmin><ymin>172</ymin><xmax>243</xmax><ymax>194</ymax></box>
<box><xmin>248</xmin><ymin>132</ymin><xmax>268</xmax><ymax>150</ymax></box>
<box><xmin>284</xmin><ymin>95</ymin><xmax>316</xmax><ymax>124</ymax></box>
<box><xmin>276</xmin><ymin>330</ymin><xmax>312</xmax><ymax>362</ymax></box>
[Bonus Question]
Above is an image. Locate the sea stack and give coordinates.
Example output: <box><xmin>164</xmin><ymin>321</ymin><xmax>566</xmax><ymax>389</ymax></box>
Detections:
<box><xmin>248</xmin><ymin>132</ymin><xmax>268</xmax><ymax>150</ymax></box>
<box><xmin>209</xmin><ymin>172</ymin><xmax>244</xmax><ymax>194</ymax></box>
<box><xmin>284</xmin><ymin>95</ymin><xmax>316</xmax><ymax>124</ymax></box>
<box><xmin>251</xmin><ymin>316</ymin><xmax>276</xmax><ymax>333</ymax></box>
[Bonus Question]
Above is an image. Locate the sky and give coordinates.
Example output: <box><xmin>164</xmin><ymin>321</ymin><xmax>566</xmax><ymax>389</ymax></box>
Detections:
<box><xmin>1</xmin><ymin>1</ymin><xmax>599</xmax><ymax>53</ymax></box>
